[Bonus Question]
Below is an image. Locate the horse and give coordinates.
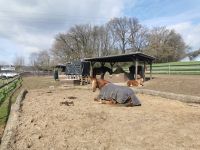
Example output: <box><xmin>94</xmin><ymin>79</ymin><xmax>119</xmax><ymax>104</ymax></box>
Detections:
<box><xmin>92</xmin><ymin>66</ymin><xmax>112</xmax><ymax>79</ymax></box>
<box><xmin>90</xmin><ymin>77</ymin><xmax>141</xmax><ymax>107</ymax></box>
<box><xmin>127</xmin><ymin>75</ymin><xmax>144</xmax><ymax>87</ymax></box>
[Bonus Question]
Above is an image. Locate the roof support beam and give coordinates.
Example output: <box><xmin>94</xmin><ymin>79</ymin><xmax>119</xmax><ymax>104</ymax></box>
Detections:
<box><xmin>135</xmin><ymin>58</ymin><xmax>138</xmax><ymax>80</ymax></box>
<box><xmin>150</xmin><ymin>61</ymin><xmax>152</xmax><ymax>80</ymax></box>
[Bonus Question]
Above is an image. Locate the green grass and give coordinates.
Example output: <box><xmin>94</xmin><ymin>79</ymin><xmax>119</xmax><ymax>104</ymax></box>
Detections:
<box><xmin>0</xmin><ymin>100</ymin><xmax>9</xmax><ymax>125</ymax></box>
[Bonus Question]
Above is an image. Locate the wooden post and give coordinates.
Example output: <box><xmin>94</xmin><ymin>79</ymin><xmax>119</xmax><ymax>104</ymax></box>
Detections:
<box><xmin>100</xmin><ymin>62</ymin><xmax>105</xmax><ymax>67</ymax></box>
<box><xmin>150</xmin><ymin>61</ymin><xmax>152</xmax><ymax>80</ymax></box>
<box><xmin>80</xmin><ymin>76</ymin><xmax>83</xmax><ymax>85</ymax></box>
<box><xmin>100</xmin><ymin>62</ymin><xmax>105</xmax><ymax>79</ymax></box>
<box><xmin>90</xmin><ymin>62</ymin><xmax>95</xmax><ymax>77</ymax></box>
<box><xmin>110</xmin><ymin>62</ymin><xmax>115</xmax><ymax>73</ymax></box>
<box><xmin>143</xmin><ymin>61</ymin><xmax>146</xmax><ymax>81</ymax></box>
<box><xmin>135</xmin><ymin>59</ymin><xmax>138</xmax><ymax>80</ymax></box>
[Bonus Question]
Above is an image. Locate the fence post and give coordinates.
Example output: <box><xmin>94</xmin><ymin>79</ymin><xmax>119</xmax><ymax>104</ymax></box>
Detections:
<box><xmin>168</xmin><ymin>64</ymin><xmax>171</xmax><ymax>75</ymax></box>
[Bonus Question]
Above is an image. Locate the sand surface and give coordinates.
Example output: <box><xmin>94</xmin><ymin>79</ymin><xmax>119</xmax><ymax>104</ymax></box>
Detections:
<box><xmin>10</xmin><ymin>85</ymin><xmax>200</xmax><ymax>150</ymax></box>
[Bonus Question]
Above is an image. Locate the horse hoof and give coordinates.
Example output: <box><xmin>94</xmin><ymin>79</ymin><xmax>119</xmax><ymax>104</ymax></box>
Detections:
<box><xmin>125</xmin><ymin>102</ymin><xmax>134</xmax><ymax>107</ymax></box>
<box><xmin>132</xmin><ymin>104</ymin><xmax>142</xmax><ymax>107</ymax></box>
<box><xmin>94</xmin><ymin>98</ymin><xmax>98</xmax><ymax>101</ymax></box>
<box><xmin>135</xmin><ymin>104</ymin><xmax>142</xmax><ymax>106</ymax></box>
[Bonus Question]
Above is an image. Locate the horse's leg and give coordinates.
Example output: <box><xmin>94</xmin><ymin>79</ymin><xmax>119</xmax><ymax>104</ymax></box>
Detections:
<box><xmin>110</xmin><ymin>99</ymin><xmax>117</xmax><ymax>104</ymax></box>
<box><xmin>100</xmin><ymin>73</ymin><xmax>105</xmax><ymax>79</ymax></box>
<box><xmin>94</xmin><ymin>97</ymin><xmax>100</xmax><ymax>101</ymax></box>
<box><xmin>128</xmin><ymin>94</ymin><xmax>141</xmax><ymax>106</ymax></box>
<box><xmin>101</xmin><ymin>99</ymin><xmax>117</xmax><ymax>105</ymax></box>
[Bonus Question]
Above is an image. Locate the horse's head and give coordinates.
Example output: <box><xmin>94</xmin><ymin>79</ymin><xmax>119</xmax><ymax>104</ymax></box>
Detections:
<box><xmin>105</xmin><ymin>66</ymin><xmax>113</xmax><ymax>75</ymax></box>
<box><xmin>89</xmin><ymin>76</ymin><xmax>110</xmax><ymax>92</ymax></box>
<box><xmin>89</xmin><ymin>77</ymin><xmax>98</xmax><ymax>92</ymax></box>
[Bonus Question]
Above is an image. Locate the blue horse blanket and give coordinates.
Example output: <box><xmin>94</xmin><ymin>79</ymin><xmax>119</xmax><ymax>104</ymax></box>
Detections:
<box><xmin>97</xmin><ymin>83</ymin><xmax>141</xmax><ymax>105</ymax></box>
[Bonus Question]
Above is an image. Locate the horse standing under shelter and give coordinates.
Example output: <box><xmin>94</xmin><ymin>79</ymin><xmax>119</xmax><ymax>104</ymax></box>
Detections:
<box><xmin>90</xmin><ymin>77</ymin><xmax>141</xmax><ymax>107</ymax></box>
<box><xmin>92</xmin><ymin>66</ymin><xmax>112</xmax><ymax>79</ymax></box>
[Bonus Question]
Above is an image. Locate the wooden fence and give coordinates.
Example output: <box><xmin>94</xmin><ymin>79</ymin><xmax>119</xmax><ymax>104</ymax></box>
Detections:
<box><xmin>0</xmin><ymin>76</ymin><xmax>22</xmax><ymax>106</ymax></box>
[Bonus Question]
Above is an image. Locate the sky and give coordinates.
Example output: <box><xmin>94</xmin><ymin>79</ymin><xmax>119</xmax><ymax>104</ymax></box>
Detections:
<box><xmin>0</xmin><ymin>0</ymin><xmax>200</xmax><ymax>64</ymax></box>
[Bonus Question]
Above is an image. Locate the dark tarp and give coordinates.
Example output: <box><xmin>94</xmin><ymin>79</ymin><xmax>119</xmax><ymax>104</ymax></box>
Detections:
<box><xmin>65</xmin><ymin>61</ymin><xmax>90</xmax><ymax>76</ymax></box>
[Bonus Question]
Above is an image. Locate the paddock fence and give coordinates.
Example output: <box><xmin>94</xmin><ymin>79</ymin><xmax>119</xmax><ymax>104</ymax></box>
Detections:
<box><xmin>146</xmin><ymin>61</ymin><xmax>200</xmax><ymax>75</ymax></box>
<box><xmin>0</xmin><ymin>76</ymin><xmax>22</xmax><ymax>132</ymax></box>
<box><xmin>0</xmin><ymin>76</ymin><xmax>22</xmax><ymax>106</ymax></box>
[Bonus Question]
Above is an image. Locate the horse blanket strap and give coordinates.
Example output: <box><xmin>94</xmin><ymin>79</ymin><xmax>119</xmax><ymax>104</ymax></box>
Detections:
<box><xmin>98</xmin><ymin>83</ymin><xmax>141</xmax><ymax>105</ymax></box>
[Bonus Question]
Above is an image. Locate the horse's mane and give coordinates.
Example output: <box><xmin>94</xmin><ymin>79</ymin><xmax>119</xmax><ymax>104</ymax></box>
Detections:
<box><xmin>96</xmin><ymin>79</ymin><xmax>110</xmax><ymax>89</ymax></box>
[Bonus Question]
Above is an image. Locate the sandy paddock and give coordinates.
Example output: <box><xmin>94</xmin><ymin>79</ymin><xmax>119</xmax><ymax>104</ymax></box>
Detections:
<box><xmin>12</xmin><ymin>86</ymin><xmax>200</xmax><ymax>150</ymax></box>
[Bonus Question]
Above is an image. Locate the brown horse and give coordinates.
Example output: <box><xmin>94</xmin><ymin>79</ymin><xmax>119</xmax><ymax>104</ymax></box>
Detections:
<box><xmin>127</xmin><ymin>75</ymin><xmax>144</xmax><ymax>87</ymax></box>
<box><xmin>90</xmin><ymin>77</ymin><xmax>141</xmax><ymax>107</ymax></box>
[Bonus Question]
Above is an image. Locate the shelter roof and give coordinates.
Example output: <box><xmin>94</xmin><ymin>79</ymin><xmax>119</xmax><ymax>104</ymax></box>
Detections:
<box><xmin>84</xmin><ymin>52</ymin><xmax>155</xmax><ymax>63</ymax></box>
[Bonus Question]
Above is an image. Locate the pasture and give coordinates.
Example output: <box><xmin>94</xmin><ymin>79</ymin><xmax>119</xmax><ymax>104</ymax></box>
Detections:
<box><xmin>2</xmin><ymin>75</ymin><xmax>199</xmax><ymax>150</ymax></box>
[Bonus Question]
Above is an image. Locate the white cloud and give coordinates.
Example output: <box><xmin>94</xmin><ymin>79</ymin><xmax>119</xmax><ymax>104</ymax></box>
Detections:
<box><xmin>0</xmin><ymin>0</ymin><xmax>130</xmax><ymax>64</ymax></box>
<box><xmin>168</xmin><ymin>22</ymin><xmax>200</xmax><ymax>51</ymax></box>
<box><xmin>142</xmin><ymin>10</ymin><xmax>200</xmax><ymax>51</ymax></box>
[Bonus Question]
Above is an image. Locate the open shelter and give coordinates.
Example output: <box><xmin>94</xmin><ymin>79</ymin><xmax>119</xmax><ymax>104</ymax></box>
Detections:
<box><xmin>84</xmin><ymin>52</ymin><xmax>155</xmax><ymax>80</ymax></box>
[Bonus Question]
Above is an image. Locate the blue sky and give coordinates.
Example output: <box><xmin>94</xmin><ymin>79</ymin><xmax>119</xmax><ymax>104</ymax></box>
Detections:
<box><xmin>0</xmin><ymin>0</ymin><xmax>200</xmax><ymax>64</ymax></box>
<box><xmin>128</xmin><ymin>0</ymin><xmax>200</xmax><ymax>21</ymax></box>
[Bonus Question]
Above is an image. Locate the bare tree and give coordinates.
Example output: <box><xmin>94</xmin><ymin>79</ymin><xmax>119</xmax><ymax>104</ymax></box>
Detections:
<box><xmin>128</xmin><ymin>18</ymin><xmax>148</xmax><ymax>52</ymax></box>
<box><xmin>29</xmin><ymin>52</ymin><xmax>40</xmax><ymax>74</ymax></box>
<box><xmin>107</xmin><ymin>17</ymin><xmax>130</xmax><ymax>54</ymax></box>
<box><xmin>69</xmin><ymin>24</ymin><xmax>92</xmax><ymax>58</ymax></box>
<box><xmin>29</xmin><ymin>52</ymin><xmax>38</xmax><ymax>67</ymax></box>
<box><xmin>51</xmin><ymin>17</ymin><xmax>188</xmax><ymax>63</ymax></box>
<box><xmin>90</xmin><ymin>25</ymin><xmax>115</xmax><ymax>57</ymax></box>
<box><xmin>145</xmin><ymin>27</ymin><xmax>187</xmax><ymax>62</ymax></box>
<box><xmin>52</xmin><ymin>24</ymin><xmax>93</xmax><ymax>63</ymax></box>
<box><xmin>37</xmin><ymin>50</ymin><xmax>51</xmax><ymax>70</ymax></box>
<box><xmin>52</xmin><ymin>33</ymin><xmax>77</xmax><ymax>63</ymax></box>
<box><xmin>13</xmin><ymin>55</ymin><xmax>25</xmax><ymax>72</ymax></box>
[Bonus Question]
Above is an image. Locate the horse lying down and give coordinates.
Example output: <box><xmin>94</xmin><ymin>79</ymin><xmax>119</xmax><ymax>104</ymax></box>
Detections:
<box><xmin>90</xmin><ymin>78</ymin><xmax>141</xmax><ymax>107</ymax></box>
<box><xmin>127</xmin><ymin>78</ymin><xmax>144</xmax><ymax>87</ymax></box>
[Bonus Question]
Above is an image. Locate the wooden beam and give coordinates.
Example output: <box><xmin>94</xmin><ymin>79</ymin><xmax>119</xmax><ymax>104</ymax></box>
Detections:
<box><xmin>100</xmin><ymin>62</ymin><xmax>105</xmax><ymax>66</ymax></box>
<box><xmin>150</xmin><ymin>61</ymin><xmax>152</xmax><ymax>80</ymax></box>
<box><xmin>143</xmin><ymin>61</ymin><xmax>146</xmax><ymax>81</ymax></box>
<box><xmin>110</xmin><ymin>62</ymin><xmax>115</xmax><ymax>73</ymax></box>
<box><xmin>90</xmin><ymin>62</ymin><xmax>95</xmax><ymax>77</ymax></box>
<box><xmin>110</xmin><ymin>62</ymin><xmax>115</xmax><ymax>68</ymax></box>
<box><xmin>135</xmin><ymin>59</ymin><xmax>138</xmax><ymax>80</ymax></box>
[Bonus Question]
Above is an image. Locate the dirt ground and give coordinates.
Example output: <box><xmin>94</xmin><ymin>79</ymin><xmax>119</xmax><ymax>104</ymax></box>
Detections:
<box><xmin>142</xmin><ymin>74</ymin><xmax>200</xmax><ymax>97</ymax></box>
<box><xmin>11</xmin><ymin>83</ymin><xmax>200</xmax><ymax>150</ymax></box>
<box><xmin>105</xmin><ymin>74</ymin><xmax>200</xmax><ymax>97</ymax></box>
